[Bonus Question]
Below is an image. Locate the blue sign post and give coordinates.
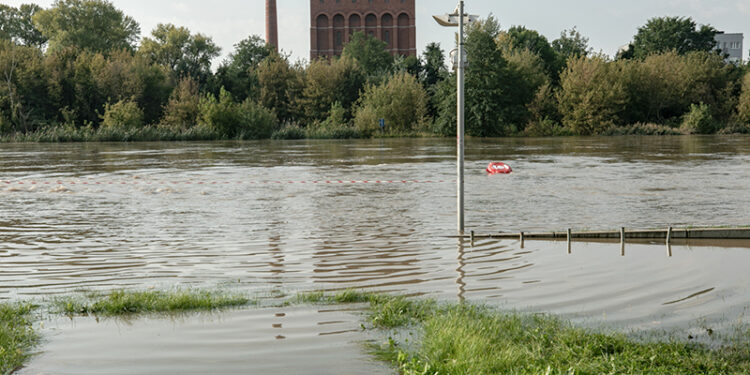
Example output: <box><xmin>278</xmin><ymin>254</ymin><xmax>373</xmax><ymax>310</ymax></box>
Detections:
<box><xmin>379</xmin><ymin>119</ymin><xmax>386</xmax><ymax>131</ymax></box>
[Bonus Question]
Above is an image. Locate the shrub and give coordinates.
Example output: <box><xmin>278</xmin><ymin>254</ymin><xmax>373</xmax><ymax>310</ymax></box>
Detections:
<box><xmin>524</xmin><ymin>117</ymin><xmax>567</xmax><ymax>137</ymax></box>
<box><xmin>271</xmin><ymin>123</ymin><xmax>306</xmax><ymax>140</ymax></box>
<box><xmin>200</xmin><ymin>88</ymin><xmax>277</xmax><ymax>139</ymax></box>
<box><xmin>0</xmin><ymin>113</ymin><xmax>10</xmax><ymax>134</ymax></box>
<box><xmin>557</xmin><ymin>56</ymin><xmax>627</xmax><ymax>135</ymax></box>
<box><xmin>235</xmin><ymin>99</ymin><xmax>277</xmax><ymax>139</ymax></box>
<box><xmin>353</xmin><ymin>72</ymin><xmax>428</xmax><ymax>137</ymax></box>
<box><xmin>680</xmin><ymin>103</ymin><xmax>717</xmax><ymax>134</ymax></box>
<box><xmin>161</xmin><ymin>77</ymin><xmax>202</xmax><ymax>130</ymax></box>
<box><xmin>304</xmin><ymin>102</ymin><xmax>362</xmax><ymax>139</ymax></box>
<box><xmin>200</xmin><ymin>88</ymin><xmax>238</xmax><ymax>137</ymax></box>
<box><xmin>301</xmin><ymin>56</ymin><xmax>364</xmax><ymax>122</ymax></box>
<box><xmin>100</xmin><ymin>99</ymin><xmax>144</xmax><ymax>129</ymax></box>
<box><xmin>602</xmin><ymin>123</ymin><xmax>683</xmax><ymax>136</ymax></box>
<box><xmin>718</xmin><ymin>123</ymin><xmax>750</xmax><ymax>135</ymax></box>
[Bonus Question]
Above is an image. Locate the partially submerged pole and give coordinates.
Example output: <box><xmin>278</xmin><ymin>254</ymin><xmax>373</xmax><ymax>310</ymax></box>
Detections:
<box><xmin>620</xmin><ymin>227</ymin><xmax>626</xmax><ymax>256</ymax></box>
<box><xmin>666</xmin><ymin>226</ymin><xmax>673</xmax><ymax>245</ymax></box>
<box><xmin>456</xmin><ymin>0</ymin><xmax>466</xmax><ymax>235</ymax></box>
<box><xmin>567</xmin><ymin>228</ymin><xmax>572</xmax><ymax>254</ymax></box>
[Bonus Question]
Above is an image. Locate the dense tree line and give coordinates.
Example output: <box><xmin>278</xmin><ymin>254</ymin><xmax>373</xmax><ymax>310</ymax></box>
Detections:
<box><xmin>1</xmin><ymin>1</ymin><xmax>749</xmax><ymax>141</ymax></box>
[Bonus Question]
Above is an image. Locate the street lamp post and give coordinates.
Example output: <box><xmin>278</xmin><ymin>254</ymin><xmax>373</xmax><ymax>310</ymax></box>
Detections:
<box><xmin>434</xmin><ymin>2</ymin><xmax>477</xmax><ymax>235</ymax></box>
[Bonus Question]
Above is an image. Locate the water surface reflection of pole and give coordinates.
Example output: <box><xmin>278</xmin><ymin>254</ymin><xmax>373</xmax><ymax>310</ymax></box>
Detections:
<box><xmin>457</xmin><ymin>239</ymin><xmax>466</xmax><ymax>302</ymax></box>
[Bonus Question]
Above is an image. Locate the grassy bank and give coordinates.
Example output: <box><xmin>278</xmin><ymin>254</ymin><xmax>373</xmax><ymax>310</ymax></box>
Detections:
<box><xmin>54</xmin><ymin>289</ymin><xmax>252</xmax><ymax>316</ymax></box>
<box><xmin>298</xmin><ymin>291</ymin><xmax>750</xmax><ymax>375</ymax></box>
<box><xmin>3</xmin><ymin>122</ymin><xmax>749</xmax><ymax>143</ymax></box>
<box><xmin>7</xmin><ymin>290</ymin><xmax>750</xmax><ymax>374</ymax></box>
<box><xmin>0</xmin><ymin>302</ymin><xmax>38</xmax><ymax>375</ymax></box>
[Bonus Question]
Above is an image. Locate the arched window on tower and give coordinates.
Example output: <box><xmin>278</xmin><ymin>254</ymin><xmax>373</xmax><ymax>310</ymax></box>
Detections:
<box><xmin>349</xmin><ymin>14</ymin><xmax>361</xmax><ymax>36</ymax></box>
<box><xmin>316</xmin><ymin>14</ymin><xmax>330</xmax><ymax>56</ymax></box>
<box><xmin>381</xmin><ymin>13</ymin><xmax>393</xmax><ymax>50</ymax></box>
<box><xmin>333</xmin><ymin>14</ymin><xmax>345</xmax><ymax>51</ymax></box>
<box><xmin>397</xmin><ymin>13</ymin><xmax>410</xmax><ymax>54</ymax></box>
<box><xmin>365</xmin><ymin>13</ymin><xmax>377</xmax><ymax>38</ymax></box>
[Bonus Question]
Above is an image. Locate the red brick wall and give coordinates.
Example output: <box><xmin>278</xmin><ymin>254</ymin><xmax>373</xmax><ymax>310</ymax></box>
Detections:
<box><xmin>310</xmin><ymin>0</ymin><xmax>416</xmax><ymax>60</ymax></box>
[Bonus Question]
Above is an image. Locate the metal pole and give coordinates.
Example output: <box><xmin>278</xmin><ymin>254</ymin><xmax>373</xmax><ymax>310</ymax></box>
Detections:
<box><xmin>457</xmin><ymin>0</ymin><xmax>465</xmax><ymax>235</ymax></box>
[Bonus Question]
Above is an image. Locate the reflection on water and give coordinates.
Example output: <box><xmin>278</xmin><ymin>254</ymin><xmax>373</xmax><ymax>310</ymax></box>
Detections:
<box><xmin>21</xmin><ymin>306</ymin><xmax>391</xmax><ymax>375</ymax></box>
<box><xmin>1</xmin><ymin>136</ymin><xmax>750</xmax><ymax>367</ymax></box>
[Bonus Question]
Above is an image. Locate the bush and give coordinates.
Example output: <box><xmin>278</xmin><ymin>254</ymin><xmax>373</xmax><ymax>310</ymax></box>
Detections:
<box><xmin>524</xmin><ymin>117</ymin><xmax>569</xmax><ymax>137</ymax></box>
<box><xmin>680</xmin><ymin>103</ymin><xmax>717</xmax><ymax>134</ymax></box>
<box><xmin>602</xmin><ymin>123</ymin><xmax>683</xmax><ymax>136</ymax></box>
<box><xmin>100</xmin><ymin>99</ymin><xmax>144</xmax><ymax>129</ymax></box>
<box><xmin>354</xmin><ymin>72</ymin><xmax>428</xmax><ymax>137</ymax></box>
<box><xmin>718</xmin><ymin>123</ymin><xmax>750</xmax><ymax>135</ymax></box>
<box><xmin>557</xmin><ymin>56</ymin><xmax>627</xmax><ymax>135</ymax></box>
<box><xmin>199</xmin><ymin>88</ymin><xmax>237</xmax><ymax>137</ymax></box>
<box><xmin>301</xmin><ymin>56</ymin><xmax>364</xmax><ymax>122</ymax></box>
<box><xmin>0</xmin><ymin>114</ymin><xmax>10</xmax><ymax>134</ymax></box>
<box><xmin>161</xmin><ymin>77</ymin><xmax>202</xmax><ymax>130</ymax></box>
<box><xmin>304</xmin><ymin>102</ymin><xmax>361</xmax><ymax>139</ymax></box>
<box><xmin>271</xmin><ymin>123</ymin><xmax>305</xmax><ymax>140</ymax></box>
<box><xmin>200</xmin><ymin>88</ymin><xmax>277</xmax><ymax>139</ymax></box>
<box><xmin>235</xmin><ymin>99</ymin><xmax>277</xmax><ymax>139</ymax></box>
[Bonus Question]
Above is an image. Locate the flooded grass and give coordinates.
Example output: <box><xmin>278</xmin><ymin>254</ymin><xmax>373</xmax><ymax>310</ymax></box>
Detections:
<box><xmin>299</xmin><ymin>291</ymin><xmax>750</xmax><ymax>375</ymax></box>
<box><xmin>0</xmin><ymin>302</ymin><xmax>38</xmax><ymax>375</ymax></box>
<box><xmin>54</xmin><ymin>289</ymin><xmax>253</xmax><ymax>316</ymax></box>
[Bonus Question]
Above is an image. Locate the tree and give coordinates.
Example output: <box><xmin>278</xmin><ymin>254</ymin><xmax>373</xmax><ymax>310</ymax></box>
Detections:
<box><xmin>0</xmin><ymin>40</ymin><xmax>48</xmax><ymax>131</ymax></box>
<box><xmin>421</xmin><ymin>42</ymin><xmax>448</xmax><ymax>119</ymax></box>
<box><xmin>214</xmin><ymin>35</ymin><xmax>273</xmax><ymax>101</ymax></box>
<box><xmin>421</xmin><ymin>42</ymin><xmax>447</xmax><ymax>88</ymax></box>
<box><xmin>497</xmin><ymin>26</ymin><xmax>561</xmax><ymax>79</ymax></box>
<box><xmin>139</xmin><ymin>23</ymin><xmax>220</xmax><ymax>84</ymax></box>
<box><xmin>630</xmin><ymin>17</ymin><xmax>717</xmax><ymax>59</ymax></box>
<box><xmin>739</xmin><ymin>72</ymin><xmax>750</xmax><ymax>124</ymax></box>
<box><xmin>557</xmin><ymin>56</ymin><xmax>627</xmax><ymax>135</ymax></box>
<box><xmin>161</xmin><ymin>77</ymin><xmax>202</xmax><ymax>129</ymax></box>
<box><xmin>552</xmin><ymin>27</ymin><xmax>591</xmax><ymax>60</ymax></box>
<box><xmin>301</xmin><ymin>56</ymin><xmax>365</xmax><ymax>121</ymax></box>
<box><xmin>256</xmin><ymin>52</ymin><xmax>303</xmax><ymax>123</ymax></box>
<box><xmin>200</xmin><ymin>88</ymin><xmax>277</xmax><ymax>139</ymax></box>
<box><xmin>0</xmin><ymin>4</ymin><xmax>47</xmax><ymax>48</ymax></box>
<box><xmin>342</xmin><ymin>31</ymin><xmax>393</xmax><ymax>74</ymax></box>
<box><xmin>100</xmin><ymin>98</ymin><xmax>143</xmax><ymax>129</ymax></box>
<box><xmin>435</xmin><ymin>17</ymin><xmax>517</xmax><ymax>137</ymax></box>
<box><xmin>354</xmin><ymin>72</ymin><xmax>428</xmax><ymax>136</ymax></box>
<box><xmin>93</xmin><ymin>50</ymin><xmax>172</xmax><ymax>125</ymax></box>
<box><xmin>34</xmin><ymin>0</ymin><xmax>140</xmax><ymax>54</ymax></box>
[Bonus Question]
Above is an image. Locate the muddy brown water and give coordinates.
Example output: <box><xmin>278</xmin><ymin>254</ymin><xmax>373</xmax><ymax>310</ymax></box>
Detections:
<box><xmin>2</xmin><ymin>136</ymin><xmax>750</xmax><ymax>373</ymax></box>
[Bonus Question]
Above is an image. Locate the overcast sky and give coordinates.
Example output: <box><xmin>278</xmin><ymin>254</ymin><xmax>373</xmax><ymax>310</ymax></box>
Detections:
<box><xmin>6</xmin><ymin>0</ymin><xmax>749</xmax><ymax>64</ymax></box>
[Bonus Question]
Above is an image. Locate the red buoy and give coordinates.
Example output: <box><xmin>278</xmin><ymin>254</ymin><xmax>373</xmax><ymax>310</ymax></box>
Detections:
<box><xmin>487</xmin><ymin>162</ymin><xmax>512</xmax><ymax>174</ymax></box>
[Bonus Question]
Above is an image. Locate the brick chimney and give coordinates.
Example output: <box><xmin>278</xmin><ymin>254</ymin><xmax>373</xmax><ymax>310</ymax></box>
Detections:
<box><xmin>265</xmin><ymin>0</ymin><xmax>278</xmax><ymax>51</ymax></box>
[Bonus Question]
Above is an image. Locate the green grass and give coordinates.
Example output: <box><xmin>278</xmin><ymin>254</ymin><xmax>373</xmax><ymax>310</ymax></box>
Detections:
<box><xmin>300</xmin><ymin>291</ymin><xmax>750</xmax><ymax>375</ymax></box>
<box><xmin>54</xmin><ymin>289</ymin><xmax>252</xmax><ymax>316</ymax></box>
<box><xmin>0</xmin><ymin>302</ymin><xmax>38</xmax><ymax>375</ymax></box>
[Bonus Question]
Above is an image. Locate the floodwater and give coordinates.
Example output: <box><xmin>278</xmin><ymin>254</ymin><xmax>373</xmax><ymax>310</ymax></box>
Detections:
<box><xmin>2</xmin><ymin>136</ymin><xmax>750</xmax><ymax>373</ymax></box>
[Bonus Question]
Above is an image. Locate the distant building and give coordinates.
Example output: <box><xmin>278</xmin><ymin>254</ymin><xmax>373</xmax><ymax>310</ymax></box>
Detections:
<box><xmin>714</xmin><ymin>32</ymin><xmax>743</xmax><ymax>63</ymax></box>
<box><xmin>309</xmin><ymin>0</ymin><xmax>416</xmax><ymax>60</ymax></box>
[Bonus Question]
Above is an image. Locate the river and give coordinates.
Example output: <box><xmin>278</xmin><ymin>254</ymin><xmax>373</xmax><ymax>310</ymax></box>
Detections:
<box><xmin>2</xmin><ymin>136</ymin><xmax>749</xmax><ymax>373</ymax></box>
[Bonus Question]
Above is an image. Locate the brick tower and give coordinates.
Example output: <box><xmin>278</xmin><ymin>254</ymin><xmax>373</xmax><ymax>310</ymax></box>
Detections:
<box><xmin>310</xmin><ymin>0</ymin><xmax>416</xmax><ymax>60</ymax></box>
<box><xmin>266</xmin><ymin>0</ymin><xmax>279</xmax><ymax>51</ymax></box>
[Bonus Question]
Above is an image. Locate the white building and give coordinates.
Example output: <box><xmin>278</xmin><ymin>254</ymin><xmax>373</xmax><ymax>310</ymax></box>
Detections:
<box><xmin>715</xmin><ymin>32</ymin><xmax>743</xmax><ymax>63</ymax></box>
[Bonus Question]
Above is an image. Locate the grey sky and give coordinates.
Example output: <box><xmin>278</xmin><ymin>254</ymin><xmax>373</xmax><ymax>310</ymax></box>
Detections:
<box><xmin>6</xmin><ymin>0</ymin><xmax>749</xmax><ymax>63</ymax></box>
